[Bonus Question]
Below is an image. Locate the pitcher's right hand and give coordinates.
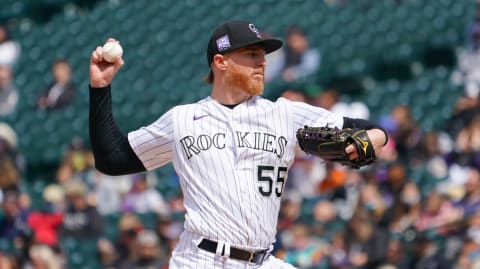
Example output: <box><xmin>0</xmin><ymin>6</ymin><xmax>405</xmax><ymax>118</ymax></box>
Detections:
<box><xmin>90</xmin><ymin>38</ymin><xmax>124</xmax><ymax>88</ymax></box>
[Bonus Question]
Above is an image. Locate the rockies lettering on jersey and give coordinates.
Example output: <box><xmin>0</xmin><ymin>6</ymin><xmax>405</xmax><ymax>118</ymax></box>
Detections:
<box><xmin>127</xmin><ymin>96</ymin><xmax>344</xmax><ymax>249</ymax></box>
<box><xmin>180</xmin><ymin>131</ymin><xmax>288</xmax><ymax>159</ymax></box>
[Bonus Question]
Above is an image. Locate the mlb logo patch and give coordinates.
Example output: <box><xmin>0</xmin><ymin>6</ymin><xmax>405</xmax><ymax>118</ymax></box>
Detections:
<box><xmin>216</xmin><ymin>35</ymin><xmax>231</xmax><ymax>52</ymax></box>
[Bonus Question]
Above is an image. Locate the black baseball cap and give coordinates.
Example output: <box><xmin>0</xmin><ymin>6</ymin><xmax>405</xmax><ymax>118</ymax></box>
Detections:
<box><xmin>207</xmin><ymin>20</ymin><xmax>283</xmax><ymax>66</ymax></box>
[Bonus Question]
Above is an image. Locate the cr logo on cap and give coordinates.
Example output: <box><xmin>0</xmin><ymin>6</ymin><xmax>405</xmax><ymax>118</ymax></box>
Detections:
<box><xmin>249</xmin><ymin>24</ymin><xmax>262</xmax><ymax>38</ymax></box>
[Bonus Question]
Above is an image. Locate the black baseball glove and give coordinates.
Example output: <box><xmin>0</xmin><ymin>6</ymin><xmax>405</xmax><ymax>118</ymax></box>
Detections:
<box><xmin>296</xmin><ymin>126</ymin><xmax>376</xmax><ymax>169</ymax></box>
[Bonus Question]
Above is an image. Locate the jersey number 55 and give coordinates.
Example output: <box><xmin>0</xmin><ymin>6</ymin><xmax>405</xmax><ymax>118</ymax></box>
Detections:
<box><xmin>257</xmin><ymin>165</ymin><xmax>288</xmax><ymax>198</ymax></box>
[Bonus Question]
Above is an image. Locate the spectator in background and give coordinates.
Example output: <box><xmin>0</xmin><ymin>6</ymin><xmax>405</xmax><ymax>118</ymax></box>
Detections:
<box><xmin>449</xmin><ymin>55</ymin><xmax>480</xmax><ymax>135</ymax></box>
<box><xmin>456</xmin><ymin>235</ymin><xmax>480</xmax><ymax>269</ymax></box>
<box><xmin>451</xmin><ymin>93</ymin><xmax>480</xmax><ymax>138</ymax></box>
<box><xmin>167</xmin><ymin>191</ymin><xmax>186</xmax><ymax>219</ymax></box>
<box><xmin>380</xmin><ymin>105</ymin><xmax>422</xmax><ymax>164</ymax></box>
<box><xmin>56</xmin><ymin>137</ymin><xmax>94</xmax><ymax>186</ymax></box>
<box><xmin>0</xmin><ymin>190</ymin><xmax>32</xmax><ymax>249</ymax></box>
<box><xmin>97</xmin><ymin>238</ymin><xmax>119</xmax><ymax>269</ymax></box>
<box><xmin>0</xmin><ymin>122</ymin><xmax>20</xmax><ymax>190</ymax></box>
<box><xmin>281</xmin><ymin>223</ymin><xmax>329</xmax><ymax>268</ymax></box>
<box><xmin>0</xmin><ymin>25</ymin><xmax>20</xmax><ymax>67</ymax></box>
<box><xmin>121</xmin><ymin>173</ymin><xmax>170</xmax><ymax>216</ymax></box>
<box><xmin>115</xmin><ymin>213</ymin><xmax>143</xmax><ymax>265</ymax></box>
<box><xmin>27</xmin><ymin>185</ymin><xmax>64</xmax><ymax>248</ymax></box>
<box><xmin>287</xmin><ymin>144</ymin><xmax>327</xmax><ymax>198</ymax></box>
<box><xmin>317</xmin><ymin>163</ymin><xmax>348</xmax><ymax>194</ymax></box>
<box><xmin>359</xmin><ymin>183</ymin><xmax>387</xmax><ymax>225</ymax></box>
<box><xmin>312</xmin><ymin>88</ymin><xmax>341</xmax><ymax>109</ymax></box>
<box><xmin>416</xmin><ymin>191</ymin><xmax>460</xmax><ymax>236</ymax></box>
<box><xmin>0</xmin><ymin>65</ymin><xmax>18</xmax><ymax>116</ymax></box>
<box><xmin>454</xmin><ymin>114</ymin><xmax>480</xmax><ymax>167</ymax></box>
<box><xmin>37</xmin><ymin>59</ymin><xmax>75</xmax><ymax>110</ymax></box>
<box><xmin>454</xmin><ymin>167</ymin><xmax>480</xmax><ymax>219</ymax></box>
<box><xmin>418</xmin><ymin>132</ymin><xmax>450</xmax><ymax>181</ymax></box>
<box><xmin>346</xmin><ymin>207</ymin><xmax>390</xmax><ymax>268</ymax></box>
<box><xmin>282</xmin><ymin>26</ymin><xmax>320</xmax><ymax>82</ymax></box>
<box><xmin>277</xmin><ymin>193</ymin><xmax>303</xmax><ymax>232</ymax></box>
<box><xmin>155</xmin><ymin>215</ymin><xmax>183</xmax><ymax>260</ymax></box>
<box><xmin>466</xmin><ymin>3</ymin><xmax>480</xmax><ymax>52</ymax></box>
<box><xmin>311</xmin><ymin>199</ymin><xmax>343</xmax><ymax>240</ymax></box>
<box><xmin>390</xmin><ymin>182</ymin><xmax>421</xmax><ymax>235</ymax></box>
<box><xmin>334</xmin><ymin>169</ymin><xmax>365</xmax><ymax>221</ymax></box>
<box><xmin>60</xmin><ymin>180</ymin><xmax>103</xmax><ymax>238</ymax></box>
<box><xmin>23</xmin><ymin>244</ymin><xmax>62</xmax><ymax>269</ymax></box>
<box><xmin>0</xmin><ymin>253</ymin><xmax>19</xmax><ymax>269</ymax></box>
<box><xmin>267</xmin><ymin>25</ymin><xmax>320</xmax><ymax>82</ymax></box>
<box><xmin>328</xmin><ymin>231</ymin><xmax>349</xmax><ymax>268</ymax></box>
<box><xmin>280</xmin><ymin>88</ymin><xmax>308</xmax><ymax>103</ymax></box>
<box><xmin>313</xmin><ymin>88</ymin><xmax>370</xmax><ymax>119</ymax></box>
<box><xmin>92</xmin><ymin>170</ymin><xmax>124</xmax><ymax>215</ymax></box>
<box><xmin>455</xmin><ymin>211</ymin><xmax>480</xmax><ymax>268</ymax></box>
<box><xmin>42</xmin><ymin>184</ymin><xmax>66</xmax><ymax>212</ymax></box>
<box><xmin>449</xmin><ymin>77</ymin><xmax>480</xmax><ymax>136</ymax></box>
<box><xmin>380</xmin><ymin>239</ymin><xmax>410</xmax><ymax>269</ymax></box>
<box><xmin>410</xmin><ymin>233</ymin><xmax>451</xmax><ymax>269</ymax></box>
<box><xmin>450</xmin><ymin>5</ymin><xmax>480</xmax><ymax>135</ymax></box>
<box><xmin>119</xmin><ymin>230</ymin><xmax>166</xmax><ymax>269</ymax></box>
<box><xmin>379</xmin><ymin>162</ymin><xmax>408</xmax><ymax>223</ymax></box>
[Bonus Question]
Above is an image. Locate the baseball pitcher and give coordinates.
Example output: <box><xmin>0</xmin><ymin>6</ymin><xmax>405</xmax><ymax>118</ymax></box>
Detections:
<box><xmin>88</xmin><ymin>20</ymin><xmax>388</xmax><ymax>268</ymax></box>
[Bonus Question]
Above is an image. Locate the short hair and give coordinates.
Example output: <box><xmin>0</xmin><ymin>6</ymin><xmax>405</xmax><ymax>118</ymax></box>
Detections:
<box><xmin>53</xmin><ymin>58</ymin><xmax>69</xmax><ymax>66</ymax></box>
<box><xmin>0</xmin><ymin>24</ymin><xmax>11</xmax><ymax>41</ymax></box>
<box><xmin>286</xmin><ymin>25</ymin><xmax>306</xmax><ymax>37</ymax></box>
<box><xmin>204</xmin><ymin>70</ymin><xmax>214</xmax><ymax>84</ymax></box>
<box><xmin>137</xmin><ymin>230</ymin><xmax>159</xmax><ymax>246</ymax></box>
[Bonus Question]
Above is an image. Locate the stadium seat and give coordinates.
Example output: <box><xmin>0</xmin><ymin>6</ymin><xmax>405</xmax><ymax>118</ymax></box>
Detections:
<box><xmin>137</xmin><ymin>212</ymin><xmax>158</xmax><ymax>230</ymax></box>
<box><xmin>0</xmin><ymin>238</ymin><xmax>14</xmax><ymax>254</ymax></box>
<box><xmin>103</xmin><ymin>213</ymin><xmax>121</xmax><ymax>240</ymax></box>
<box><xmin>60</xmin><ymin>236</ymin><xmax>101</xmax><ymax>269</ymax></box>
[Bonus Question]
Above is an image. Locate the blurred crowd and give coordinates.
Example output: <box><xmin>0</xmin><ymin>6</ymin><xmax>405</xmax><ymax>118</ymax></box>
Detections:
<box><xmin>0</xmin><ymin>2</ymin><xmax>480</xmax><ymax>269</ymax></box>
<box><xmin>0</xmin><ymin>130</ymin><xmax>185</xmax><ymax>269</ymax></box>
<box><xmin>273</xmin><ymin>88</ymin><xmax>480</xmax><ymax>269</ymax></box>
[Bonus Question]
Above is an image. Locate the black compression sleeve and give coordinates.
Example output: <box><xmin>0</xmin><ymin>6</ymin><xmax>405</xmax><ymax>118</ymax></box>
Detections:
<box><xmin>89</xmin><ymin>85</ymin><xmax>146</xmax><ymax>175</ymax></box>
<box><xmin>342</xmin><ymin>117</ymin><xmax>389</xmax><ymax>145</ymax></box>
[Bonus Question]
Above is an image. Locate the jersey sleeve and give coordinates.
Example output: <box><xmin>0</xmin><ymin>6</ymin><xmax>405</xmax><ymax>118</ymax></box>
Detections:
<box><xmin>290</xmin><ymin>99</ymin><xmax>344</xmax><ymax>130</ymax></box>
<box><xmin>127</xmin><ymin>108</ymin><xmax>175</xmax><ymax>170</ymax></box>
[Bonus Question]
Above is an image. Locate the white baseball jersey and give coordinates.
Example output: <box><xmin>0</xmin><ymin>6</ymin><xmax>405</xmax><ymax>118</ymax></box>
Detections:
<box><xmin>127</xmin><ymin>96</ymin><xmax>343</xmax><ymax>250</ymax></box>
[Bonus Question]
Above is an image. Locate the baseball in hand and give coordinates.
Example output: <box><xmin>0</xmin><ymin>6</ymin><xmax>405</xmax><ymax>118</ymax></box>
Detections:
<box><xmin>102</xmin><ymin>42</ymin><xmax>123</xmax><ymax>63</ymax></box>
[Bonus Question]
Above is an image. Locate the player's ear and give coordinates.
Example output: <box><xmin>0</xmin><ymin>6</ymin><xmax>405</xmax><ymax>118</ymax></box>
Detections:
<box><xmin>213</xmin><ymin>54</ymin><xmax>227</xmax><ymax>71</ymax></box>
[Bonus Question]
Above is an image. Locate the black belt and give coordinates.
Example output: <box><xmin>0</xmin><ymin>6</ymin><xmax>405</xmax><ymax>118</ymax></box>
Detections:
<box><xmin>197</xmin><ymin>238</ymin><xmax>269</xmax><ymax>264</ymax></box>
